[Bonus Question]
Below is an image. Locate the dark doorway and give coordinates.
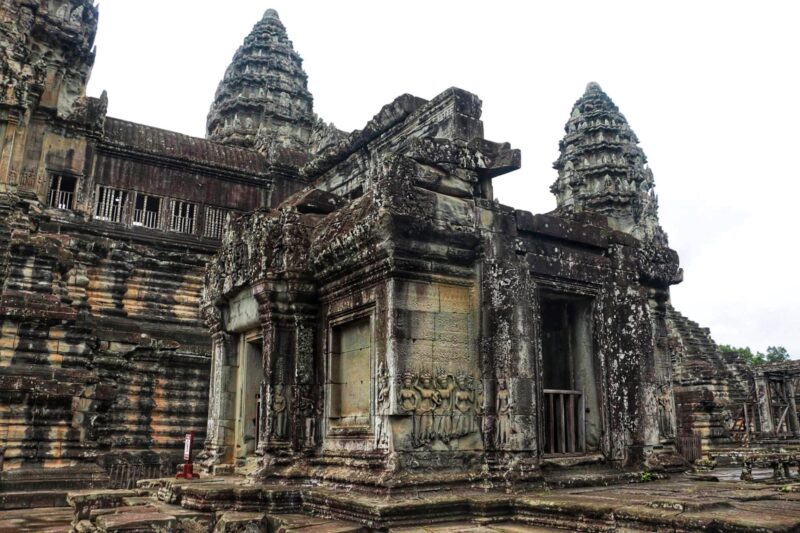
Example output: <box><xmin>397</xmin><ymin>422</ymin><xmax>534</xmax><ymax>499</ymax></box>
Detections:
<box><xmin>235</xmin><ymin>333</ymin><xmax>262</xmax><ymax>459</ymax></box>
<box><xmin>540</xmin><ymin>293</ymin><xmax>600</xmax><ymax>455</ymax></box>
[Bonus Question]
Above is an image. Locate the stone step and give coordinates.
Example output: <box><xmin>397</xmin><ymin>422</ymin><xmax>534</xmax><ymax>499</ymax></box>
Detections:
<box><xmin>0</xmin><ymin>490</ymin><xmax>68</xmax><ymax>510</ymax></box>
<box><xmin>94</xmin><ymin>510</ymin><xmax>177</xmax><ymax>532</ymax></box>
<box><xmin>0</xmin><ymin>506</ymin><xmax>75</xmax><ymax>532</ymax></box>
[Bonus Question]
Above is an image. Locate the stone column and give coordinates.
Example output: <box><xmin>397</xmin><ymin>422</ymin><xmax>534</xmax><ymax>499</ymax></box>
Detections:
<box><xmin>755</xmin><ymin>373</ymin><xmax>774</xmax><ymax>434</ymax></box>
<box><xmin>785</xmin><ymin>377</ymin><xmax>800</xmax><ymax>437</ymax></box>
<box><xmin>293</xmin><ymin>316</ymin><xmax>318</xmax><ymax>451</ymax></box>
<box><xmin>252</xmin><ymin>279</ymin><xmax>318</xmax><ymax>465</ymax></box>
<box><xmin>199</xmin><ymin>305</ymin><xmax>237</xmax><ymax>469</ymax></box>
<box><xmin>479</xmin><ymin>206</ymin><xmax>540</xmax><ymax>481</ymax></box>
<box><xmin>0</xmin><ymin>111</ymin><xmax>20</xmax><ymax>192</ymax></box>
<box><xmin>252</xmin><ymin>286</ymin><xmax>279</xmax><ymax>457</ymax></box>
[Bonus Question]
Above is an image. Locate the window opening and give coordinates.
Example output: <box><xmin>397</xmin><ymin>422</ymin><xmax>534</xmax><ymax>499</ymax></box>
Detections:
<box><xmin>133</xmin><ymin>193</ymin><xmax>161</xmax><ymax>229</ymax></box>
<box><xmin>48</xmin><ymin>175</ymin><xmax>77</xmax><ymax>210</ymax></box>
<box><xmin>94</xmin><ymin>186</ymin><xmax>128</xmax><ymax>223</ymax></box>
<box><xmin>204</xmin><ymin>206</ymin><xmax>227</xmax><ymax>239</ymax></box>
<box><xmin>170</xmin><ymin>200</ymin><xmax>196</xmax><ymax>234</ymax></box>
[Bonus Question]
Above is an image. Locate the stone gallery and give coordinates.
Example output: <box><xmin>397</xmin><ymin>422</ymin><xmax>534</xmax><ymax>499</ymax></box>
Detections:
<box><xmin>1</xmin><ymin>2</ymin><xmax>799</xmax><ymax>531</ymax></box>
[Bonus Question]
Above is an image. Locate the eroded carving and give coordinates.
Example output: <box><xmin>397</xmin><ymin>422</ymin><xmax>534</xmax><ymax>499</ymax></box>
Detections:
<box><xmin>270</xmin><ymin>383</ymin><xmax>288</xmax><ymax>439</ymax></box>
<box><xmin>399</xmin><ymin>369</ymin><xmax>483</xmax><ymax>448</ymax></box>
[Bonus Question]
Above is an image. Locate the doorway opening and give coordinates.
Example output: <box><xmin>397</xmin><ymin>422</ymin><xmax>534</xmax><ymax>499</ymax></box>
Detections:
<box><xmin>540</xmin><ymin>292</ymin><xmax>600</xmax><ymax>456</ymax></box>
<box><xmin>234</xmin><ymin>331</ymin><xmax>262</xmax><ymax>460</ymax></box>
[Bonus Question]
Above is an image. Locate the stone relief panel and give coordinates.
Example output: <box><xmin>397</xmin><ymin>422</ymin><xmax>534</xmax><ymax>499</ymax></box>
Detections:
<box><xmin>267</xmin><ymin>329</ymin><xmax>293</xmax><ymax>443</ymax></box>
<box><xmin>297</xmin><ymin>383</ymin><xmax>321</xmax><ymax>448</ymax></box>
<box><xmin>269</xmin><ymin>383</ymin><xmax>288</xmax><ymax>439</ymax></box>
<box><xmin>396</xmin><ymin>368</ymin><xmax>485</xmax><ymax>449</ymax></box>
<box><xmin>495</xmin><ymin>378</ymin><xmax>513</xmax><ymax>448</ymax></box>
<box><xmin>388</xmin><ymin>279</ymin><xmax>483</xmax><ymax>451</ymax></box>
<box><xmin>375</xmin><ymin>361</ymin><xmax>391</xmax><ymax>448</ymax></box>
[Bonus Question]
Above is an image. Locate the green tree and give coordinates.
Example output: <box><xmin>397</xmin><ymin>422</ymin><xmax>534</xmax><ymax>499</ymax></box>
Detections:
<box><xmin>719</xmin><ymin>344</ymin><xmax>792</xmax><ymax>366</ymax></box>
<box><xmin>719</xmin><ymin>344</ymin><xmax>765</xmax><ymax>366</ymax></box>
<box><xmin>765</xmin><ymin>346</ymin><xmax>790</xmax><ymax>362</ymax></box>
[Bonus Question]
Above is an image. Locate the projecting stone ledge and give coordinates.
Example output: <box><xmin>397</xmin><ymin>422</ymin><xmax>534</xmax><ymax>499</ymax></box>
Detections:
<box><xmin>55</xmin><ymin>477</ymin><xmax>800</xmax><ymax>532</ymax></box>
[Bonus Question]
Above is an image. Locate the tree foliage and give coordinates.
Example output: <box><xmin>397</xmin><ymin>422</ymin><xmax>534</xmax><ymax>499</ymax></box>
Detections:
<box><xmin>719</xmin><ymin>344</ymin><xmax>792</xmax><ymax>366</ymax></box>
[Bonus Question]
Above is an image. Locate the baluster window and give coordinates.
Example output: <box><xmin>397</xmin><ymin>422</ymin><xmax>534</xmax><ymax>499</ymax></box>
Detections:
<box><xmin>48</xmin><ymin>175</ymin><xmax>77</xmax><ymax>210</ymax></box>
<box><xmin>94</xmin><ymin>186</ymin><xmax>128</xmax><ymax>223</ymax></box>
<box><xmin>170</xmin><ymin>200</ymin><xmax>197</xmax><ymax>234</ymax></box>
<box><xmin>133</xmin><ymin>193</ymin><xmax>161</xmax><ymax>229</ymax></box>
<box><xmin>204</xmin><ymin>206</ymin><xmax>227</xmax><ymax>239</ymax></box>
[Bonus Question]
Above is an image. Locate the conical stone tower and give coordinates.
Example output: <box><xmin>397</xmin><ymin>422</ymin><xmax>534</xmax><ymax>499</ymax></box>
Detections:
<box><xmin>206</xmin><ymin>9</ymin><xmax>314</xmax><ymax>154</ymax></box>
<box><xmin>552</xmin><ymin>82</ymin><xmax>666</xmax><ymax>244</ymax></box>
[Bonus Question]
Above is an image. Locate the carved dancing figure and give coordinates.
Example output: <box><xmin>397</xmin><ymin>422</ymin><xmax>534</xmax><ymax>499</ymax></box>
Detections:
<box><xmin>375</xmin><ymin>361</ymin><xmax>391</xmax><ymax>447</ymax></box>
<box><xmin>452</xmin><ymin>374</ymin><xmax>475</xmax><ymax>437</ymax></box>
<box><xmin>656</xmin><ymin>384</ymin><xmax>675</xmax><ymax>439</ymax></box>
<box><xmin>270</xmin><ymin>383</ymin><xmax>287</xmax><ymax>439</ymax></box>
<box><xmin>398</xmin><ymin>372</ymin><xmax>418</xmax><ymax>444</ymax></box>
<box><xmin>433</xmin><ymin>371</ymin><xmax>455</xmax><ymax>442</ymax></box>
<box><xmin>414</xmin><ymin>372</ymin><xmax>441</xmax><ymax>445</ymax></box>
<box><xmin>495</xmin><ymin>379</ymin><xmax>512</xmax><ymax>447</ymax></box>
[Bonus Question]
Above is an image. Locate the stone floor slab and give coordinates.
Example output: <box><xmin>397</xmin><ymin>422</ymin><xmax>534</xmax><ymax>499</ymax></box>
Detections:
<box><xmin>0</xmin><ymin>506</ymin><xmax>74</xmax><ymax>532</ymax></box>
<box><xmin>95</xmin><ymin>510</ymin><xmax>177</xmax><ymax>531</ymax></box>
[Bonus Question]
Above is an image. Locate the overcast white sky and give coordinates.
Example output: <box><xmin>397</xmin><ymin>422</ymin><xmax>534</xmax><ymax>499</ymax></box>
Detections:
<box><xmin>86</xmin><ymin>1</ymin><xmax>800</xmax><ymax>357</ymax></box>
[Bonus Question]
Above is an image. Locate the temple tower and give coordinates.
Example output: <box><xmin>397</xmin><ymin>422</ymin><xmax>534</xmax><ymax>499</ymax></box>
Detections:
<box><xmin>552</xmin><ymin>82</ymin><xmax>666</xmax><ymax>244</ymax></box>
<box><xmin>206</xmin><ymin>9</ymin><xmax>314</xmax><ymax>154</ymax></box>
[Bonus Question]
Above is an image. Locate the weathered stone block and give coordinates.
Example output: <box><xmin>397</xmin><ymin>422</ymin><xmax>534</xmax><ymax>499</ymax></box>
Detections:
<box><xmin>213</xmin><ymin>511</ymin><xmax>265</xmax><ymax>533</ymax></box>
<box><xmin>67</xmin><ymin>489</ymin><xmax>138</xmax><ymax>521</ymax></box>
<box><xmin>95</xmin><ymin>510</ymin><xmax>177</xmax><ymax>532</ymax></box>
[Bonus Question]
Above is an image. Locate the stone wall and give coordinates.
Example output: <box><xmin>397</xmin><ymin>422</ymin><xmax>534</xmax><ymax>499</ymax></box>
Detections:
<box><xmin>2</xmin><ymin>0</ymin><xmax>790</xmax><ymax>495</ymax></box>
<box><xmin>0</xmin><ymin>0</ymin><xmax>307</xmax><ymax>489</ymax></box>
<box><xmin>200</xmin><ymin>86</ymin><xmax>687</xmax><ymax>489</ymax></box>
<box><xmin>0</xmin><ymin>193</ymin><xmax>215</xmax><ymax>488</ymax></box>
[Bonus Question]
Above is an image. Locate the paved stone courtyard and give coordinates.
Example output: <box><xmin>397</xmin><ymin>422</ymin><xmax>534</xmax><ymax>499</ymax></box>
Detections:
<box><xmin>3</xmin><ymin>478</ymin><xmax>797</xmax><ymax>532</ymax></box>
<box><xmin>0</xmin><ymin>507</ymin><xmax>74</xmax><ymax>532</ymax></box>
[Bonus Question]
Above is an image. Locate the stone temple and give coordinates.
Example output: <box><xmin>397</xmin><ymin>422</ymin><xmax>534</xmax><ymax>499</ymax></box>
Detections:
<box><xmin>1</xmin><ymin>3</ymin><xmax>799</xmax><ymax>531</ymax></box>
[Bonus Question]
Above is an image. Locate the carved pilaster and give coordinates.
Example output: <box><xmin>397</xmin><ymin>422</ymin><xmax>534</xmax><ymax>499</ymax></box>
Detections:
<box><xmin>252</xmin><ymin>286</ymin><xmax>279</xmax><ymax>457</ymax></box>
<box><xmin>198</xmin><ymin>304</ymin><xmax>234</xmax><ymax>470</ymax></box>
<box><xmin>252</xmin><ymin>279</ymin><xmax>318</xmax><ymax>462</ymax></box>
<box><xmin>0</xmin><ymin>110</ymin><xmax>21</xmax><ymax>192</ymax></box>
<box><xmin>293</xmin><ymin>316</ymin><xmax>318</xmax><ymax>451</ymax></box>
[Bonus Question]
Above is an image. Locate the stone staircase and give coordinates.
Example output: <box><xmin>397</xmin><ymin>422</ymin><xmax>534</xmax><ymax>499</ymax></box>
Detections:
<box><xmin>65</xmin><ymin>480</ymin><xmax>366</xmax><ymax>532</ymax></box>
<box><xmin>666</xmin><ymin>305</ymin><xmax>752</xmax><ymax>453</ymax></box>
<box><xmin>68</xmin><ymin>488</ymin><xmax>213</xmax><ymax>532</ymax></box>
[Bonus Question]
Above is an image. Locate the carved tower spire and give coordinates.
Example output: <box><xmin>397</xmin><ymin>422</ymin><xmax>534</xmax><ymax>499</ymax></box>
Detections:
<box><xmin>552</xmin><ymin>82</ymin><xmax>666</xmax><ymax>244</ymax></box>
<box><xmin>206</xmin><ymin>9</ymin><xmax>314</xmax><ymax>155</ymax></box>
